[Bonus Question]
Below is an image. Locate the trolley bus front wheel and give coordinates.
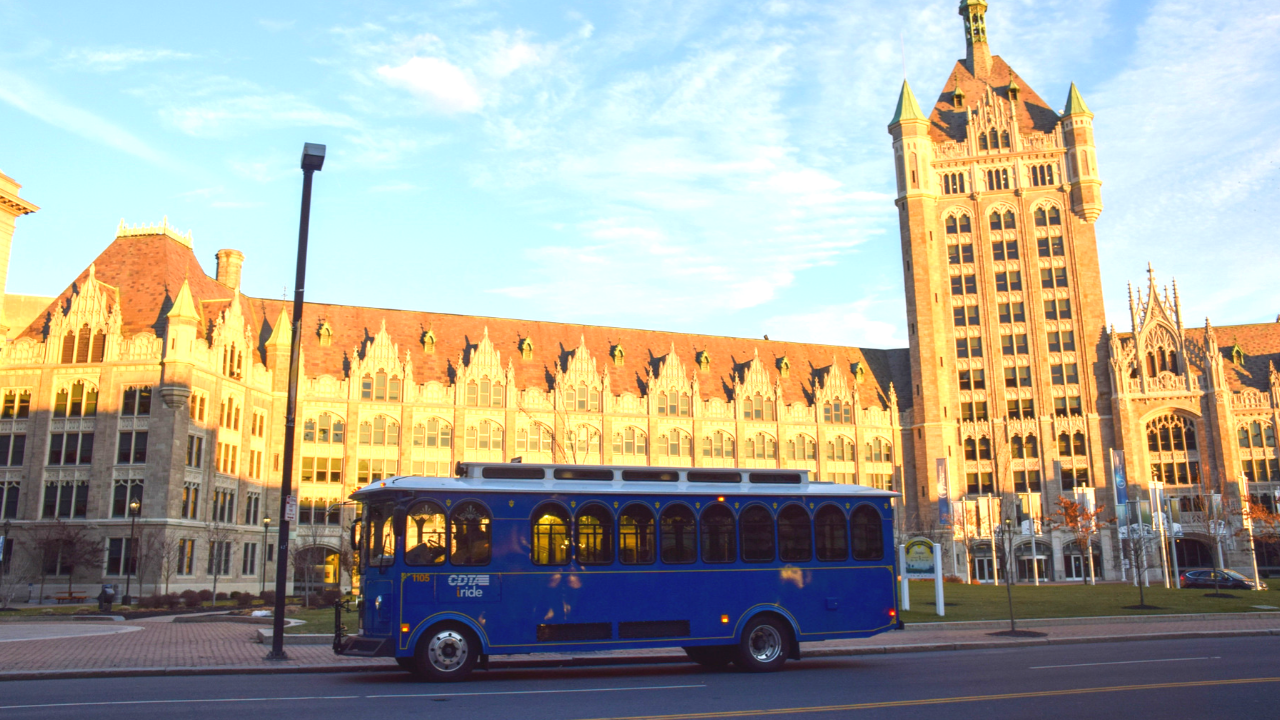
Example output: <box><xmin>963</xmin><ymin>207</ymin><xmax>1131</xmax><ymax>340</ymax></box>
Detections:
<box><xmin>413</xmin><ymin>622</ymin><xmax>480</xmax><ymax>682</ymax></box>
<box><xmin>735</xmin><ymin>615</ymin><xmax>792</xmax><ymax>673</ymax></box>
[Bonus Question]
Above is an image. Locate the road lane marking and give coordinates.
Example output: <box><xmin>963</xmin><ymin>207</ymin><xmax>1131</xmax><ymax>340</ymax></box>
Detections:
<box><xmin>572</xmin><ymin>676</ymin><xmax>1280</xmax><ymax>720</ymax></box>
<box><xmin>0</xmin><ymin>696</ymin><xmax>361</xmax><ymax>711</ymax></box>
<box><xmin>0</xmin><ymin>683</ymin><xmax>704</xmax><ymax>711</ymax></box>
<box><xmin>373</xmin><ymin>683</ymin><xmax>706</xmax><ymax>699</ymax></box>
<box><xmin>1030</xmin><ymin>656</ymin><xmax>1220</xmax><ymax>670</ymax></box>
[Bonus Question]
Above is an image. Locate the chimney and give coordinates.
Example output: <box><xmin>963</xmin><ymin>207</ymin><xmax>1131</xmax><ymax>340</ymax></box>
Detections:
<box><xmin>215</xmin><ymin>248</ymin><xmax>245</xmax><ymax>291</ymax></box>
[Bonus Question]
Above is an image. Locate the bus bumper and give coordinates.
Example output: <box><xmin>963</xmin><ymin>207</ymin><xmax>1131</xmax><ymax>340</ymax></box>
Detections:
<box><xmin>335</xmin><ymin>634</ymin><xmax>394</xmax><ymax>657</ymax></box>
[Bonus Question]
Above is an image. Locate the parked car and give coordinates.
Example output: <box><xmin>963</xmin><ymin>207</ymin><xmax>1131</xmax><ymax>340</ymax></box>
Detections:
<box><xmin>1179</xmin><ymin>569</ymin><xmax>1268</xmax><ymax>590</ymax></box>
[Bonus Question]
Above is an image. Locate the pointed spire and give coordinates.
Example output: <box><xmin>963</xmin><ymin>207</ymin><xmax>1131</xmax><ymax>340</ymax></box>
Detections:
<box><xmin>266</xmin><ymin>306</ymin><xmax>292</xmax><ymax>347</ymax></box>
<box><xmin>889</xmin><ymin>80</ymin><xmax>927</xmax><ymax>126</ymax></box>
<box><xmin>1064</xmin><ymin>82</ymin><xmax>1092</xmax><ymax>117</ymax></box>
<box><xmin>166</xmin><ymin>278</ymin><xmax>200</xmax><ymax>322</ymax></box>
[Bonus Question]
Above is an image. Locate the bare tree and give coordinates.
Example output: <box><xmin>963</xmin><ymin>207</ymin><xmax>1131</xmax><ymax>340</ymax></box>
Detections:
<box><xmin>290</xmin><ymin>521</ymin><xmax>327</xmax><ymax>607</ymax></box>
<box><xmin>1243</xmin><ymin>501</ymin><xmax>1280</xmax><ymax>568</ymax></box>
<box><xmin>133</xmin><ymin>526</ymin><xmax>168</xmax><ymax>599</ymax></box>
<box><xmin>30</xmin><ymin>522</ymin><xmax>105</xmax><ymax>597</ymax></box>
<box><xmin>205</xmin><ymin>519</ymin><xmax>235</xmax><ymax>606</ymax></box>
<box><xmin>157</xmin><ymin>534</ymin><xmax>183</xmax><ymax>597</ymax></box>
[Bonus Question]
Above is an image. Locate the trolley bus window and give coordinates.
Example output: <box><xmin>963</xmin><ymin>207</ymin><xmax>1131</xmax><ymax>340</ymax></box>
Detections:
<box><xmin>405</xmin><ymin>500</ymin><xmax>447</xmax><ymax>566</ymax></box>
<box><xmin>777</xmin><ymin>504</ymin><xmax>813</xmax><ymax>562</ymax></box>
<box><xmin>814</xmin><ymin>505</ymin><xmax>849</xmax><ymax>561</ymax></box>
<box><xmin>449</xmin><ymin>501</ymin><xmax>492</xmax><ymax>566</ymax></box>
<box><xmin>618</xmin><ymin>504</ymin><xmax>656</xmax><ymax>564</ymax></box>
<box><xmin>575</xmin><ymin>504</ymin><xmax>614</xmax><ymax>565</ymax></box>
<box><xmin>659</xmin><ymin>504</ymin><xmax>696</xmax><ymax>564</ymax></box>
<box><xmin>740</xmin><ymin>505</ymin><xmax>775</xmax><ymax>562</ymax></box>
<box><xmin>532</xmin><ymin>503</ymin><xmax>571</xmax><ymax>565</ymax></box>
<box><xmin>851</xmin><ymin>505</ymin><xmax>884</xmax><ymax>560</ymax></box>
<box><xmin>368</xmin><ymin>502</ymin><xmax>395</xmax><ymax>567</ymax></box>
<box><xmin>699</xmin><ymin>504</ymin><xmax>736</xmax><ymax>563</ymax></box>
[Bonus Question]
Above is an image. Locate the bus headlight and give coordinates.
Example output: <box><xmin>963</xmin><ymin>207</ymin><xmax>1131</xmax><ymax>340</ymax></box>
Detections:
<box><xmin>375</xmin><ymin>595</ymin><xmax>382</xmax><ymax>611</ymax></box>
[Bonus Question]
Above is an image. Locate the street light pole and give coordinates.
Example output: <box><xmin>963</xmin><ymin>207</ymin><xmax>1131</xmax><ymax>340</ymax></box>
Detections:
<box><xmin>125</xmin><ymin>499</ymin><xmax>140</xmax><ymax>605</ymax></box>
<box><xmin>261</xmin><ymin>517</ymin><xmax>271</xmax><ymax>596</ymax></box>
<box><xmin>267</xmin><ymin>142</ymin><xmax>325</xmax><ymax>661</ymax></box>
<box><xmin>1</xmin><ymin>519</ymin><xmax>10</xmax><ymax>609</ymax></box>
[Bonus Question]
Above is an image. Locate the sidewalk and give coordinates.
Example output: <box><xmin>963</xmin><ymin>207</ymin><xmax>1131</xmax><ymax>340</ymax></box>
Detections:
<box><xmin>1</xmin><ymin>611</ymin><xmax>1278</xmax><ymax>681</ymax></box>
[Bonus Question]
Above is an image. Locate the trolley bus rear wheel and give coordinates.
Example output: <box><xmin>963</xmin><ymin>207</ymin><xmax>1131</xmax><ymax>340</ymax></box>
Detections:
<box><xmin>734</xmin><ymin>616</ymin><xmax>791</xmax><ymax>673</ymax></box>
<box><xmin>683</xmin><ymin>646</ymin><xmax>735</xmax><ymax>669</ymax></box>
<box><xmin>413</xmin><ymin>622</ymin><xmax>480</xmax><ymax>682</ymax></box>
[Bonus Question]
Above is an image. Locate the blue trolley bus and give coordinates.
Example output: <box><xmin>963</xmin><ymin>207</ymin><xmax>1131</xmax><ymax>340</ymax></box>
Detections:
<box><xmin>336</xmin><ymin>462</ymin><xmax>901</xmax><ymax>680</ymax></box>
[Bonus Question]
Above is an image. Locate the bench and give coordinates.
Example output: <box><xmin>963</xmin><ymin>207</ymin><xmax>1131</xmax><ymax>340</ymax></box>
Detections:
<box><xmin>53</xmin><ymin>592</ymin><xmax>88</xmax><ymax>604</ymax></box>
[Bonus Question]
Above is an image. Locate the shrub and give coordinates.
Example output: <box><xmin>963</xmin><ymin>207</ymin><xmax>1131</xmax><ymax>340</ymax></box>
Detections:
<box><xmin>943</xmin><ymin>574</ymin><xmax>966</xmax><ymax>584</ymax></box>
<box><xmin>236</xmin><ymin>592</ymin><xmax>255</xmax><ymax>607</ymax></box>
<box><xmin>319</xmin><ymin>589</ymin><xmax>343</xmax><ymax>607</ymax></box>
<box><xmin>165</xmin><ymin>593</ymin><xmax>182</xmax><ymax>610</ymax></box>
<box><xmin>229</xmin><ymin>591</ymin><xmax>241</xmax><ymax>599</ymax></box>
<box><xmin>179</xmin><ymin>589</ymin><xmax>202</xmax><ymax>608</ymax></box>
<box><xmin>197</xmin><ymin>589</ymin><xmax>213</xmax><ymax>602</ymax></box>
<box><xmin>259</xmin><ymin>590</ymin><xmax>276</xmax><ymax>605</ymax></box>
<box><xmin>214</xmin><ymin>592</ymin><xmax>228</xmax><ymax>602</ymax></box>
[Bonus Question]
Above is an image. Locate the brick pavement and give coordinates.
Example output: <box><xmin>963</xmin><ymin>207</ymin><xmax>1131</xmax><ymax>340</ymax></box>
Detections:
<box><xmin>0</xmin><ymin>611</ymin><xmax>1276</xmax><ymax>679</ymax></box>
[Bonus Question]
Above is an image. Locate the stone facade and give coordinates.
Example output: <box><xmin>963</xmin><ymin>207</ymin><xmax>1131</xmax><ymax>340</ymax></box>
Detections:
<box><xmin>0</xmin><ymin>2</ymin><xmax>1275</xmax><ymax>601</ymax></box>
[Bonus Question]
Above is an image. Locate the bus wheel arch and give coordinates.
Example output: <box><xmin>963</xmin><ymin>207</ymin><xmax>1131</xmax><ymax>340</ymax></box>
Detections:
<box><xmin>735</xmin><ymin>611</ymin><xmax>797</xmax><ymax>671</ymax></box>
<box><xmin>412</xmin><ymin>620</ymin><xmax>482</xmax><ymax>682</ymax></box>
<box><xmin>739</xmin><ymin>608</ymin><xmax>801</xmax><ymax>660</ymax></box>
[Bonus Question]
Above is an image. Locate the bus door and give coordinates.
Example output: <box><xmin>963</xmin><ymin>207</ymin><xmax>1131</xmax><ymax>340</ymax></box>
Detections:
<box><xmin>363</xmin><ymin>501</ymin><xmax>397</xmax><ymax>635</ymax></box>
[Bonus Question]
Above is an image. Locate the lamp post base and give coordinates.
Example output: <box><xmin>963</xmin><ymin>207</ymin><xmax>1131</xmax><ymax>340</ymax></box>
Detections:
<box><xmin>265</xmin><ymin>649</ymin><xmax>290</xmax><ymax>661</ymax></box>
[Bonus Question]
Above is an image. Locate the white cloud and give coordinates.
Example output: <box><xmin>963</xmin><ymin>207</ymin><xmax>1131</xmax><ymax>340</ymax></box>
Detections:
<box><xmin>161</xmin><ymin>94</ymin><xmax>360</xmax><ymax>137</ymax></box>
<box><xmin>0</xmin><ymin>68</ymin><xmax>173</xmax><ymax>168</ymax></box>
<box><xmin>63</xmin><ymin>47</ymin><xmax>193</xmax><ymax>72</ymax></box>
<box><xmin>376</xmin><ymin>56</ymin><xmax>483</xmax><ymax>114</ymax></box>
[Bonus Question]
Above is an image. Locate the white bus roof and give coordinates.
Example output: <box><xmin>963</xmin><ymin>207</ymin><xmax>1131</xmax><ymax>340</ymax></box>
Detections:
<box><xmin>350</xmin><ymin>462</ymin><xmax>899</xmax><ymax>500</ymax></box>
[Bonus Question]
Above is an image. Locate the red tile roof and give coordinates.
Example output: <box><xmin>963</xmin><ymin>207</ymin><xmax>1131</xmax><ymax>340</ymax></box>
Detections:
<box><xmin>927</xmin><ymin>56</ymin><xmax>1061</xmax><ymax>145</ymax></box>
<box><xmin>1187</xmin><ymin>323</ymin><xmax>1280</xmax><ymax>393</ymax></box>
<box><xmin>23</xmin><ymin>234</ymin><xmax>913</xmax><ymax>410</ymax></box>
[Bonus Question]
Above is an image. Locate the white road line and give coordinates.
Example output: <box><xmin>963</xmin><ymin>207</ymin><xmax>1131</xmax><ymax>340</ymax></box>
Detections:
<box><xmin>372</xmin><ymin>683</ymin><xmax>707</xmax><ymax>699</ymax></box>
<box><xmin>1031</xmin><ymin>656</ymin><xmax>1220</xmax><ymax>670</ymax></box>
<box><xmin>0</xmin><ymin>682</ymin><xmax>705</xmax><ymax>711</ymax></box>
<box><xmin>0</xmin><ymin>696</ymin><xmax>362</xmax><ymax>711</ymax></box>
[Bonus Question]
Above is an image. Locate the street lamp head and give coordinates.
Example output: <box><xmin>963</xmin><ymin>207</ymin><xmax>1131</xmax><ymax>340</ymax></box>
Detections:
<box><xmin>301</xmin><ymin>142</ymin><xmax>326</xmax><ymax>172</ymax></box>
<box><xmin>264</xmin><ymin>517</ymin><xmax>272</xmax><ymax>527</ymax></box>
<box><xmin>129</xmin><ymin>500</ymin><xmax>141</xmax><ymax>515</ymax></box>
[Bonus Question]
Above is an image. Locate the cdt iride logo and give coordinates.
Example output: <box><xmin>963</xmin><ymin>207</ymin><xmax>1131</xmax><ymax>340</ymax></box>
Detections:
<box><xmin>448</xmin><ymin>574</ymin><xmax>491</xmax><ymax>598</ymax></box>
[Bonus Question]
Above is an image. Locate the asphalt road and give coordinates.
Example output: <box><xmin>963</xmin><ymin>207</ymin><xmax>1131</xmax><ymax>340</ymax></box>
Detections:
<box><xmin>2</xmin><ymin>636</ymin><xmax>1278</xmax><ymax>719</ymax></box>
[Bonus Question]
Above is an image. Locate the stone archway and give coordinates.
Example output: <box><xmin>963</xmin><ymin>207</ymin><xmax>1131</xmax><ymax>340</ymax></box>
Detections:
<box><xmin>1173</xmin><ymin>537</ymin><xmax>1214</xmax><ymax>569</ymax></box>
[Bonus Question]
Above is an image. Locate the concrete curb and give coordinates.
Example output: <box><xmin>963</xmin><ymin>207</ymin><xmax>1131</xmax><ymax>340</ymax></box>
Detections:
<box><xmin>3</xmin><ymin>627</ymin><xmax>1278</xmax><ymax>682</ymax></box>
<box><xmin>902</xmin><ymin>610</ymin><xmax>1280</xmax><ymax>631</ymax></box>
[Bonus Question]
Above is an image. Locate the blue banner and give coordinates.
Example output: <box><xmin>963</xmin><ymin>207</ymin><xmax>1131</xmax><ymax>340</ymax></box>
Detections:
<box><xmin>936</xmin><ymin>458</ymin><xmax>951</xmax><ymax>527</ymax></box>
<box><xmin>1111</xmin><ymin>449</ymin><xmax>1129</xmax><ymax>506</ymax></box>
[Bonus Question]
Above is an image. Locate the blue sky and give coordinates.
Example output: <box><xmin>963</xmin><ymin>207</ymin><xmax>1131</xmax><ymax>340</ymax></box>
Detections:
<box><xmin>1</xmin><ymin>0</ymin><xmax>1278</xmax><ymax>348</ymax></box>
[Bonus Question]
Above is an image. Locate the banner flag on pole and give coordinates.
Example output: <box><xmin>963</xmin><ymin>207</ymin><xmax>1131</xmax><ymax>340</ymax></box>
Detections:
<box><xmin>1111</xmin><ymin>448</ymin><xmax>1129</xmax><ymax>506</ymax></box>
<box><xmin>936</xmin><ymin>458</ymin><xmax>951</xmax><ymax>527</ymax></box>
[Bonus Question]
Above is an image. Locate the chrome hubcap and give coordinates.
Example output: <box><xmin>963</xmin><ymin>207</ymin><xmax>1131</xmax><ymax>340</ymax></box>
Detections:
<box><xmin>427</xmin><ymin>631</ymin><xmax>468</xmax><ymax>672</ymax></box>
<box><xmin>748</xmin><ymin>625</ymin><xmax>783</xmax><ymax>663</ymax></box>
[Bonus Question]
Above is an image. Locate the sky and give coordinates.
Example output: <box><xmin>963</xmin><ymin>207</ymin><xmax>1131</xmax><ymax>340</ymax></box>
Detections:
<box><xmin>1</xmin><ymin>0</ymin><xmax>1278</xmax><ymax>350</ymax></box>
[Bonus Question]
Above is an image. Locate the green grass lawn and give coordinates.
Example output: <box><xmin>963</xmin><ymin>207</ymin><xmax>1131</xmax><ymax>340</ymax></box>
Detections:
<box><xmin>902</xmin><ymin>580</ymin><xmax>1280</xmax><ymax>624</ymax></box>
<box><xmin>283</xmin><ymin>603</ymin><xmax>359</xmax><ymax>634</ymax></box>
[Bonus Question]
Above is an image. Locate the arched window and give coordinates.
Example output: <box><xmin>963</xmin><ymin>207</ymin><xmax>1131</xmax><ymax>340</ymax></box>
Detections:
<box><xmin>946</xmin><ymin>216</ymin><xmax>958</xmax><ymax>234</ymax></box>
<box><xmin>815</xmin><ymin>505</ymin><xmax>849</xmax><ymax>561</ymax></box>
<box><xmin>679</xmin><ymin>393</ymin><xmax>690</xmax><ymax>417</ymax></box>
<box><xmin>618</xmin><ymin>503</ymin><xmax>656</xmax><ymax>564</ymax></box>
<box><xmin>1058</xmin><ymin>433</ymin><xmax>1071</xmax><ymax>456</ymax></box>
<box><xmin>746</xmin><ymin>433</ymin><xmax>778</xmax><ymax>460</ymax></box>
<box><xmin>1011</xmin><ymin>435</ymin><xmax>1024</xmax><ymax>459</ymax></box>
<box><xmin>1003</xmin><ymin>210</ymin><xmax>1016</xmax><ymax>229</ymax></box>
<box><xmin>479</xmin><ymin>379</ymin><xmax>491</xmax><ymax>407</ymax></box>
<box><xmin>576</xmin><ymin>504</ymin><xmax>614</xmax><ymax>565</ymax></box>
<box><xmin>742</xmin><ymin>396</ymin><xmax>754</xmax><ymax>419</ymax></box>
<box><xmin>777</xmin><ymin>505</ymin><xmax>812</xmax><ymax>562</ymax></box>
<box><xmin>739</xmin><ymin>505</ymin><xmax>775</xmax><ymax>562</ymax></box>
<box><xmin>1034</xmin><ymin>207</ymin><xmax>1047</xmax><ymax>226</ymax></box>
<box><xmin>465</xmin><ymin>381</ymin><xmax>478</xmax><ymax>406</ymax></box>
<box><xmin>374</xmin><ymin>371</ymin><xmax>387</xmax><ymax>401</ymax></box>
<box><xmin>700</xmin><ymin>504</ymin><xmax>736</xmax><ymax>563</ymax></box>
<box><xmin>1146</xmin><ymin>414</ymin><xmax>1201</xmax><ymax>486</ymax></box>
<box><xmin>425</xmin><ymin>418</ymin><xmax>452</xmax><ymax>448</ymax></box>
<box><xmin>614</xmin><ymin>427</ymin><xmax>649</xmax><ymax>456</ymax></box>
<box><xmin>531</xmin><ymin>502</ymin><xmax>571</xmax><ymax>565</ymax></box>
<box><xmin>388</xmin><ymin>376</ymin><xmax>402</xmax><ymax>402</ymax></box>
<box><xmin>701</xmin><ymin>430</ymin><xmax>733</xmax><ymax>458</ymax></box>
<box><xmin>964</xmin><ymin>438</ymin><xmax>977</xmax><ymax>460</ymax></box>
<box><xmin>990</xmin><ymin>210</ymin><xmax>1003</xmax><ymax>231</ymax></box>
<box><xmin>978</xmin><ymin>437</ymin><xmax>992</xmax><ymax>460</ymax></box>
<box><xmin>491</xmin><ymin>382</ymin><xmax>504</xmax><ymax>408</ymax></box>
<box><xmin>979</xmin><ymin>133</ymin><xmax>989</xmax><ymax>150</ymax></box>
<box><xmin>449</xmin><ymin>501</ymin><xmax>491</xmax><ymax>566</ymax></box>
<box><xmin>1048</xmin><ymin>207</ymin><xmax>1062</xmax><ymax>225</ymax></box>
<box><xmin>53</xmin><ymin>382</ymin><xmax>98</xmax><ymax>419</ymax></box>
<box><xmin>827</xmin><ymin>436</ymin><xmax>855</xmax><ymax>461</ymax></box>
<box><xmin>1000</xmin><ymin>130</ymin><xmax>1010</xmax><ymax>148</ymax></box>
<box><xmin>959</xmin><ymin>215</ymin><xmax>972</xmax><ymax>233</ymax></box>
<box><xmin>75</xmin><ymin>324</ymin><xmax>91</xmax><ymax>363</ymax></box>
<box><xmin>1025</xmin><ymin>434</ymin><xmax>1039</xmax><ymax>458</ymax></box>
<box><xmin>61</xmin><ymin>331</ymin><xmax>75</xmax><ymax>364</ymax></box>
<box><xmin>413</xmin><ymin>423</ymin><xmax>425</xmax><ymax>447</ymax></box>
<box><xmin>405</xmin><ymin>500</ymin><xmax>447</xmax><ymax>566</ymax></box>
<box><xmin>753</xmin><ymin>394</ymin><xmax>765</xmax><ymax>420</ymax></box>
<box><xmin>660</xmin><ymin>504</ymin><xmax>697</xmax><ymax>564</ymax></box>
<box><xmin>851</xmin><ymin>505</ymin><xmax>884</xmax><ymax>560</ymax></box>
<box><xmin>1073</xmin><ymin>432</ymin><xmax>1086</xmax><ymax>456</ymax></box>
<box><xmin>988</xmin><ymin>129</ymin><xmax>998</xmax><ymax>149</ymax></box>
<box><xmin>91</xmin><ymin>331</ymin><xmax>106</xmax><ymax>363</ymax></box>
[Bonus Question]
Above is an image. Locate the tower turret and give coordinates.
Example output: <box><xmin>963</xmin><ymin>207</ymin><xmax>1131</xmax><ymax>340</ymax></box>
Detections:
<box><xmin>160</xmin><ymin>278</ymin><xmax>200</xmax><ymax>409</ymax></box>
<box><xmin>0</xmin><ymin>171</ymin><xmax>38</xmax><ymax>336</ymax></box>
<box><xmin>1062</xmin><ymin>82</ymin><xmax>1103</xmax><ymax>222</ymax></box>
<box><xmin>960</xmin><ymin>0</ymin><xmax>992</xmax><ymax>77</ymax></box>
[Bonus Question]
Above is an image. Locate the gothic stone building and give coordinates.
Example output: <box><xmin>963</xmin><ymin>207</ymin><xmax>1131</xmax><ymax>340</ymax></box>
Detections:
<box><xmin>0</xmin><ymin>1</ymin><xmax>1276</xmax><ymax>598</ymax></box>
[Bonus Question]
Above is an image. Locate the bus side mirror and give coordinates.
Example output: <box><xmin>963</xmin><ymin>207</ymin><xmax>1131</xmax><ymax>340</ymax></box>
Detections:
<box><xmin>350</xmin><ymin>517</ymin><xmax>362</xmax><ymax>554</ymax></box>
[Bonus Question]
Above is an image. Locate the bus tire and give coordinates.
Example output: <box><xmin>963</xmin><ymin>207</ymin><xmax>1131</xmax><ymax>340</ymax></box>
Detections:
<box><xmin>734</xmin><ymin>615</ymin><xmax>791</xmax><ymax>673</ymax></box>
<box><xmin>683</xmin><ymin>646</ymin><xmax>735</xmax><ymax>669</ymax></box>
<box><xmin>413</xmin><ymin>622</ymin><xmax>480</xmax><ymax>682</ymax></box>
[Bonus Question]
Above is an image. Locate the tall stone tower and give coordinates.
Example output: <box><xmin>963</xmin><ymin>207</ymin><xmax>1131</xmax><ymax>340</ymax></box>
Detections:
<box><xmin>890</xmin><ymin>1</ymin><xmax>1113</xmax><ymax>564</ymax></box>
<box><xmin>0</xmin><ymin>170</ymin><xmax>39</xmax><ymax>334</ymax></box>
